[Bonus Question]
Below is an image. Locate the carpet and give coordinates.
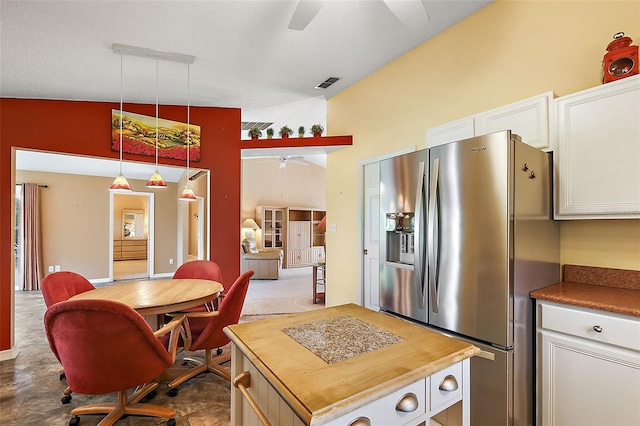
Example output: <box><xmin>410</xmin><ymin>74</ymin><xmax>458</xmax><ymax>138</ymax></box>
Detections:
<box><xmin>241</xmin><ymin>266</ymin><xmax>325</xmax><ymax>316</ymax></box>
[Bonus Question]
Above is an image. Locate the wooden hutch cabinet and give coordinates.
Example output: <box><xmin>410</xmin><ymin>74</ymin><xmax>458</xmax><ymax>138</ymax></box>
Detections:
<box><xmin>256</xmin><ymin>206</ymin><xmax>285</xmax><ymax>251</ymax></box>
<box><xmin>257</xmin><ymin>206</ymin><xmax>325</xmax><ymax>269</ymax></box>
<box><xmin>286</xmin><ymin>207</ymin><xmax>325</xmax><ymax>268</ymax></box>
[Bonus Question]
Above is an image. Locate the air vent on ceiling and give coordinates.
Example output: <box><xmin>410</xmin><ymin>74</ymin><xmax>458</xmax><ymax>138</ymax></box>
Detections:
<box><xmin>189</xmin><ymin>170</ymin><xmax>207</xmax><ymax>181</ymax></box>
<box><xmin>241</xmin><ymin>121</ymin><xmax>273</xmax><ymax>131</ymax></box>
<box><xmin>315</xmin><ymin>77</ymin><xmax>340</xmax><ymax>89</ymax></box>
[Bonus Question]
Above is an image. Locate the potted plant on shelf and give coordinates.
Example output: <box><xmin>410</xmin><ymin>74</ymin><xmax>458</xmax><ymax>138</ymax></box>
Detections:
<box><xmin>310</xmin><ymin>124</ymin><xmax>324</xmax><ymax>137</ymax></box>
<box><xmin>298</xmin><ymin>126</ymin><xmax>305</xmax><ymax>138</ymax></box>
<box><xmin>266</xmin><ymin>128</ymin><xmax>274</xmax><ymax>139</ymax></box>
<box><xmin>248</xmin><ymin>127</ymin><xmax>262</xmax><ymax>140</ymax></box>
<box><xmin>279</xmin><ymin>125</ymin><xmax>293</xmax><ymax>139</ymax></box>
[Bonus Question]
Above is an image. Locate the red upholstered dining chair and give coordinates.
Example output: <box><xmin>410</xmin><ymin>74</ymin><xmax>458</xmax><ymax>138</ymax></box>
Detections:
<box><xmin>172</xmin><ymin>260</ymin><xmax>223</xmax><ymax>312</ymax></box>
<box><xmin>41</xmin><ymin>271</ymin><xmax>95</xmax><ymax>404</ymax></box>
<box><xmin>166</xmin><ymin>270</ymin><xmax>254</xmax><ymax>396</ymax></box>
<box><xmin>44</xmin><ymin>299</ymin><xmax>185</xmax><ymax>426</ymax></box>
<box><xmin>41</xmin><ymin>271</ymin><xmax>94</xmax><ymax>308</ymax></box>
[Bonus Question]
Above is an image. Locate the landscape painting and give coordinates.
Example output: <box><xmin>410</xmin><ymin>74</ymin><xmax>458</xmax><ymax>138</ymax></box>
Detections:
<box><xmin>111</xmin><ymin>110</ymin><xmax>201</xmax><ymax>162</ymax></box>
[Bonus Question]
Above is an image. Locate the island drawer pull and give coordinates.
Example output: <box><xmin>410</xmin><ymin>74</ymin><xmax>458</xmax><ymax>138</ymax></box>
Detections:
<box><xmin>348</xmin><ymin>417</ymin><xmax>371</xmax><ymax>426</ymax></box>
<box><xmin>233</xmin><ymin>371</ymin><xmax>271</xmax><ymax>426</ymax></box>
<box><xmin>395</xmin><ymin>392</ymin><xmax>419</xmax><ymax>412</ymax></box>
<box><xmin>439</xmin><ymin>375</ymin><xmax>459</xmax><ymax>392</ymax></box>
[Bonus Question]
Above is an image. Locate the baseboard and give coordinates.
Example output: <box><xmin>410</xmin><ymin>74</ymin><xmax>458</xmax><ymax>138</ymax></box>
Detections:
<box><xmin>0</xmin><ymin>347</ymin><xmax>19</xmax><ymax>362</ymax></box>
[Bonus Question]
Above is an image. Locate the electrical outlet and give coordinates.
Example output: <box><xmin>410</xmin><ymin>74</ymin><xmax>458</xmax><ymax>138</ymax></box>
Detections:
<box><xmin>54</xmin><ymin>265</ymin><xmax>61</xmax><ymax>272</ymax></box>
<box><xmin>169</xmin><ymin>259</ymin><xmax>174</xmax><ymax>265</ymax></box>
<box><xmin>48</xmin><ymin>266</ymin><xmax>54</xmax><ymax>273</ymax></box>
<box><xmin>330</xmin><ymin>223</ymin><xmax>337</xmax><ymax>232</ymax></box>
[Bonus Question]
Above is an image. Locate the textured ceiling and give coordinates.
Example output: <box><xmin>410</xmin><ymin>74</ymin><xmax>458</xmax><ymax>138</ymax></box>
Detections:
<box><xmin>3</xmin><ymin>0</ymin><xmax>492</xmax><ymax>173</ymax></box>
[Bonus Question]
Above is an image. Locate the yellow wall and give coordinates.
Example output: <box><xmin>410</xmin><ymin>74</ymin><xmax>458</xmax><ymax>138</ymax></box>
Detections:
<box><xmin>325</xmin><ymin>0</ymin><xmax>640</xmax><ymax>306</ymax></box>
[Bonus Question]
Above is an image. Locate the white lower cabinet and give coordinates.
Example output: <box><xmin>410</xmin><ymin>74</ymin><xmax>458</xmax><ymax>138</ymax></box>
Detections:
<box><xmin>536</xmin><ymin>301</ymin><xmax>640</xmax><ymax>426</ymax></box>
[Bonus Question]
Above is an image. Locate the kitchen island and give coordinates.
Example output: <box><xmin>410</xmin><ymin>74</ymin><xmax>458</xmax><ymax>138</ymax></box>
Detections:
<box><xmin>224</xmin><ymin>303</ymin><xmax>480</xmax><ymax>426</ymax></box>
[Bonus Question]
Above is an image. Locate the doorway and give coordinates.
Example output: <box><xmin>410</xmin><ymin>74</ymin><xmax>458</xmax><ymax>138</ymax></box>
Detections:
<box><xmin>110</xmin><ymin>192</ymin><xmax>153</xmax><ymax>281</ymax></box>
<box><xmin>177</xmin><ymin>195</ymin><xmax>205</xmax><ymax>264</ymax></box>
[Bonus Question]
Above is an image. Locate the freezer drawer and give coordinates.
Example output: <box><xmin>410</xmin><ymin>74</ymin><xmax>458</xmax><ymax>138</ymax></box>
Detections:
<box><xmin>462</xmin><ymin>339</ymin><xmax>513</xmax><ymax>426</ymax></box>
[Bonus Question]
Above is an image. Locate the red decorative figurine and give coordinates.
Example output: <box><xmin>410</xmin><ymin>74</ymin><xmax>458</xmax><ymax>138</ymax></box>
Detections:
<box><xmin>603</xmin><ymin>32</ymin><xmax>638</xmax><ymax>83</ymax></box>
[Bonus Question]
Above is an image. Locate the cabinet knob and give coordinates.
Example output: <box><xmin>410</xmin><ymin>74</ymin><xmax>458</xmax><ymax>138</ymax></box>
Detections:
<box><xmin>439</xmin><ymin>375</ymin><xmax>459</xmax><ymax>392</ymax></box>
<box><xmin>395</xmin><ymin>392</ymin><xmax>419</xmax><ymax>412</ymax></box>
<box><xmin>593</xmin><ymin>325</ymin><xmax>603</xmax><ymax>333</ymax></box>
<box><xmin>348</xmin><ymin>417</ymin><xmax>371</xmax><ymax>426</ymax></box>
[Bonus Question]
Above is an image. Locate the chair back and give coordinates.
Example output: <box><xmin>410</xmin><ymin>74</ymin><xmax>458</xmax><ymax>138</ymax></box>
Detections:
<box><xmin>173</xmin><ymin>260</ymin><xmax>223</xmax><ymax>284</ymax></box>
<box><xmin>44</xmin><ymin>299</ymin><xmax>173</xmax><ymax>395</ymax></box>
<box><xmin>41</xmin><ymin>271</ymin><xmax>94</xmax><ymax>307</ymax></box>
<box><xmin>190</xmin><ymin>270</ymin><xmax>254</xmax><ymax>351</ymax></box>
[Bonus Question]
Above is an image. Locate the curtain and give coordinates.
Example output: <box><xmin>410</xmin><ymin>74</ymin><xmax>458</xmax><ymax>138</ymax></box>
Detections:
<box><xmin>22</xmin><ymin>183</ymin><xmax>43</xmax><ymax>290</ymax></box>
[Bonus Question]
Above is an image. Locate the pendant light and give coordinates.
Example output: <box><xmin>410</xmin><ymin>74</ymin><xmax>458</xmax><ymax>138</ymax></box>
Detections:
<box><xmin>179</xmin><ymin>62</ymin><xmax>197</xmax><ymax>201</ymax></box>
<box><xmin>146</xmin><ymin>58</ymin><xmax>168</xmax><ymax>189</ymax></box>
<box><xmin>110</xmin><ymin>52</ymin><xmax>133</xmax><ymax>192</ymax></box>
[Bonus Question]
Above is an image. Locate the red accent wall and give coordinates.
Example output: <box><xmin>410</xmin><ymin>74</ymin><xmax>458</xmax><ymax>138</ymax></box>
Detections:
<box><xmin>0</xmin><ymin>98</ymin><xmax>242</xmax><ymax>351</ymax></box>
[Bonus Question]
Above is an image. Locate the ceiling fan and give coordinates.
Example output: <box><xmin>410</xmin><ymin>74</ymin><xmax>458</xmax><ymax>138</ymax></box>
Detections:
<box><xmin>260</xmin><ymin>155</ymin><xmax>311</xmax><ymax>168</ymax></box>
<box><xmin>288</xmin><ymin>0</ymin><xmax>430</xmax><ymax>32</ymax></box>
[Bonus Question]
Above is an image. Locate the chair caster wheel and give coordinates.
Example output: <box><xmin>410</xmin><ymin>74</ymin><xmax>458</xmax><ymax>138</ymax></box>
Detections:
<box><xmin>141</xmin><ymin>389</ymin><xmax>157</xmax><ymax>402</ymax></box>
<box><xmin>167</xmin><ymin>418</ymin><xmax>176</xmax><ymax>426</ymax></box>
<box><xmin>60</xmin><ymin>372</ymin><xmax>66</xmax><ymax>381</ymax></box>
<box><xmin>61</xmin><ymin>394</ymin><xmax>72</xmax><ymax>404</ymax></box>
<box><xmin>216</xmin><ymin>348</ymin><xmax>223</xmax><ymax>355</ymax></box>
<box><xmin>168</xmin><ymin>388</ymin><xmax>179</xmax><ymax>397</ymax></box>
<box><xmin>69</xmin><ymin>416</ymin><xmax>80</xmax><ymax>426</ymax></box>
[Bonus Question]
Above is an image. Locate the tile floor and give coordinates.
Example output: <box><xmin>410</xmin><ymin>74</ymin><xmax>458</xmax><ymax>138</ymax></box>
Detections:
<box><xmin>0</xmin><ymin>290</ymin><xmax>274</xmax><ymax>426</ymax></box>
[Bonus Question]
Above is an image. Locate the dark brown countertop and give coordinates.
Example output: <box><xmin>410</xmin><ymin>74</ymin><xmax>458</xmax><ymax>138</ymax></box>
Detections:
<box><xmin>530</xmin><ymin>264</ymin><xmax>640</xmax><ymax>317</ymax></box>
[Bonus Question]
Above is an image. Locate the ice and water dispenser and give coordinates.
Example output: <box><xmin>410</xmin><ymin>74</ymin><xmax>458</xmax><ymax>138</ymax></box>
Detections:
<box><xmin>385</xmin><ymin>212</ymin><xmax>415</xmax><ymax>265</ymax></box>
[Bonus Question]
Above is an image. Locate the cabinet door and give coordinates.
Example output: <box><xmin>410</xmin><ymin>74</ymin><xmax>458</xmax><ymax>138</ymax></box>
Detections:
<box><xmin>539</xmin><ymin>330</ymin><xmax>640</xmax><ymax>426</ymax></box>
<box><xmin>287</xmin><ymin>248</ymin><xmax>311</xmax><ymax>267</ymax></box>
<box><xmin>261</xmin><ymin>208</ymin><xmax>285</xmax><ymax>248</ymax></box>
<box><xmin>475</xmin><ymin>92</ymin><xmax>553</xmax><ymax>150</ymax></box>
<box><xmin>554</xmin><ymin>75</ymin><xmax>640</xmax><ymax>218</ymax></box>
<box><xmin>289</xmin><ymin>221</ymin><xmax>311</xmax><ymax>248</ymax></box>
<box><xmin>425</xmin><ymin>117</ymin><xmax>474</xmax><ymax>147</ymax></box>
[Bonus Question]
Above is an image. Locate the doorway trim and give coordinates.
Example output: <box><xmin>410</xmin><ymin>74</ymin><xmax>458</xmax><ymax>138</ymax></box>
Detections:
<box><xmin>357</xmin><ymin>147</ymin><xmax>416</xmax><ymax>307</ymax></box>
<box><xmin>109</xmin><ymin>191</ymin><xmax>154</xmax><ymax>281</ymax></box>
<box><xmin>177</xmin><ymin>195</ymin><xmax>205</xmax><ymax>265</ymax></box>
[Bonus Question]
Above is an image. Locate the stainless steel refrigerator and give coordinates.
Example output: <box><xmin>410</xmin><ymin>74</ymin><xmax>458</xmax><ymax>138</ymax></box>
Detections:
<box><xmin>379</xmin><ymin>130</ymin><xmax>560</xmax><ymax>425</ymax></box>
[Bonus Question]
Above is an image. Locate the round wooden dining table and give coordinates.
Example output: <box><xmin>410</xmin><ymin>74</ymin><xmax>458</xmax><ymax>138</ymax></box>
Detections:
<box><xmin>69</xmin><ymin>278</ymin><xmax>223</xmax><ymax>317</ymax></box>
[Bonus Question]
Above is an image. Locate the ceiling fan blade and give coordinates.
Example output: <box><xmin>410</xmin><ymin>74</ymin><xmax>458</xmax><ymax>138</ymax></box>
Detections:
<box><xmin>288</xmin><ymin>0</ymin><xmax>324</xmax><ymax>31</ymax></box>
<box><xmin>382</xmin><ymin>0</ymin><xmax>430</xmax><ymax>32</ymax></box>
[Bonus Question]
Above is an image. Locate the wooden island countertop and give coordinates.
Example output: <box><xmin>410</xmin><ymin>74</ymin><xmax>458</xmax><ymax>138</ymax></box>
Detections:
<box><xmin>224</xmin><ymin>303</ymin><xmax>480</xmax><ymax>425</ymax></box>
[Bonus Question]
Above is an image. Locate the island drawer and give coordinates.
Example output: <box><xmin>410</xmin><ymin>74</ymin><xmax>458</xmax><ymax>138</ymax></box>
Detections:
<box><xmin>326</xmin><ymin>378</ymin><xmax>426</xmax><ymax>425</ymax></box>
<box><xmin>539</xmin><ymin>302</ymin><xmax>640</xmax><ymax>351</ymax></box>
<box><xmin>429</xmin><ymin>361</ymin><xmax>463</xmax><ymax>412</ymax></box>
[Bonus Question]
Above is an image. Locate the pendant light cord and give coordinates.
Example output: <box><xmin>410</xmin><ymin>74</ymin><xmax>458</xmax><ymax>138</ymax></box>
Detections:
<box><xmin>186</xmin><ymin>62</ymin><xmax>190</xmax><ymax>175</ymax></box>
<box><xmin>119</xmin><ymin>52</ymin><xmax>124</xmax><ymax>174</ymax></box>
<box><xmin>155</xmin><ymin>58</ymin><xmax>159</xmax><ymax>169</ymax></box>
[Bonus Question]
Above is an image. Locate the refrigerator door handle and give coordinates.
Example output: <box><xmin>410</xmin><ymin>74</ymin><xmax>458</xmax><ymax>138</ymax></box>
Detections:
<box><xmin>428</xmin><ymin>157</ymin><xmax>439</xmax><ymax>313</ymax></box>
<box><xmin>414</xmin><ymin>160</ymin><xmax>426</xmax><ymax>308</ymax></box>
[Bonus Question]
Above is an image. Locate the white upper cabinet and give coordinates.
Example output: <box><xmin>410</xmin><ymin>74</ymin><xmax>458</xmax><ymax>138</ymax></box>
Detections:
<box><xmin>425</xmin><ymin>116</ymin><xmax>475</xmax><ymax>147</ymax></box>
<box><xmin>425</xmin><ymin>92</ymin><xmax>553</xmax><ymax>150</ymax></box>
<box><xmin>475</xmin><ymin>92</ymin><xmax>553</xmax><ymax>150</ymax></box>
<box><xmin>553</xmin><ymin>75</ymin><xmax>640</xmax><ymax>219</ymax></box>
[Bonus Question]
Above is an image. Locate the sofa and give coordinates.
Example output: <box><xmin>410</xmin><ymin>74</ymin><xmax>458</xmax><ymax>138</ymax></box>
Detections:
<box><xmin>240</xmin><ymin>238</ymin><xmax>283</xmax><ymax>279</ymax></box>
